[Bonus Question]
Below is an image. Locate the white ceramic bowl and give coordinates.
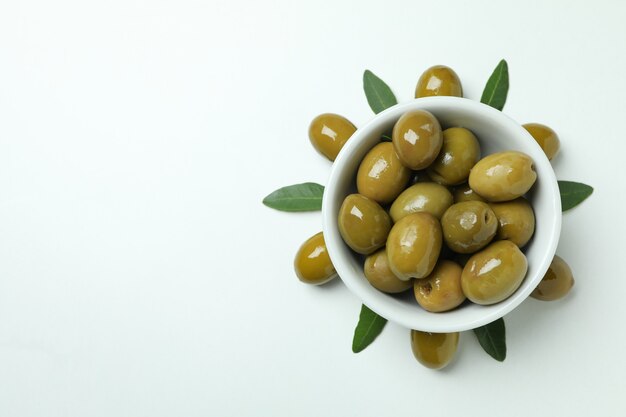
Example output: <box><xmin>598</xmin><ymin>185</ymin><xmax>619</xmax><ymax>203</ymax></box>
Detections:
<box><xmin>322</xmin><ymin>97</ymin><xmax>561</xmax><ymax>332</ymax></box>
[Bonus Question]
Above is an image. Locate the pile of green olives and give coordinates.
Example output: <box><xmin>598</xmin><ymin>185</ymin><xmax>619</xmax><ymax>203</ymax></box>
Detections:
<box><xmin>293</xmin><ymin>65</ymin><xmax>574</xmax><ymax>370</ymax></box>
<box><xmin>336</xmin><ymin>106</ymin><xmax>539</xmax><ymax>312</ymax></box>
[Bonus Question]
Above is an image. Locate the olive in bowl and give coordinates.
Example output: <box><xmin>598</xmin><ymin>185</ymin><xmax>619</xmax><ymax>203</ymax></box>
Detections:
<box><xmin>322</xmin><ymin>97</ymin><xmax>561</xmax><ymax>333</ymax></box>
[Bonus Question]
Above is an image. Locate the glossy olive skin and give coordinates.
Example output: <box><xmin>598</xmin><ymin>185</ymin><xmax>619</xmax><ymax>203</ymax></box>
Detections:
<box><xmin>441</xmin><ymin>201</ymin><xmax>498</xmax><ymax>254</ymax></box>
<box><xmin>294</xmin><ymin>232</ymin><xmax>337</xmax><ymax>285</ymax></box>
<box><xmin>469</xmin><ymin>151</ymin><xmax>537</xmax><ymax>202</ymax></box>
<box><xmin>392</xmin><ymin>110</ymin><xmax>443</xmax><ymax>170</ymax></box>
<box><xmin>490</xmin><ymin>197</ymin><xmax>535</xmax><ymax>248</ymax></box>
<box><xmin>415</xmin><ymin>65</ymin><xmax>463</xmax><ymax>98</ymax></box>
<box><xmin>414</xmin><ymin>260</ymin><xmax>466</xmax><ymax>312</ymax></box>
<box><xmin>461</xmin><ymin>240</ymin><xmax>528</xmax><ymax>305</ymax></box>
<box><xmin>308</xmin><ymin>113</ymin><xmax>357</xmax><ymax>161</ymax></box>
<box><xmin>357</xmin><ymin>142</ymin><xmax>410</xmax><ymax>204</ymax></box>
<box><xmin>364</xmin><ymin>248</ymin><xmax>413</xmax><ymax>293</ymax></box>
<box><xmin>386</xmin><ymin>212</ymin><xmax>442</xmax><ymax>281</ymax></box>
<box><xmin>427</xmin><ymin>128</ymin><xmax>481</xmax><ymax>186</ymax></box>
<box><xmin>453</xmin><ymin>184</ymin><xmax>486</xmax><ymax>203</ymax></box>
<box><xmin>410</xmin><ymin>330</ymin><xmax>459</xmax><ymax>370</ymax></box>
<box><xmin>523</xmin><ymin>123</ymin><xmax>560</xmax><ymax>160</ymax></box>
<box><xmin>389</xmin><ymin>183</ymin><xmax>454</xmax><ymax>222</ymax></box>
<box><xmin>531</xmin><ymin>255</ymin><xmax>575</xmax><ymax>301</ymax></box>
<box><xmin>338</xmin><ymin>194</ymin><xmax>391</xmax><ymax>255</ymax></box>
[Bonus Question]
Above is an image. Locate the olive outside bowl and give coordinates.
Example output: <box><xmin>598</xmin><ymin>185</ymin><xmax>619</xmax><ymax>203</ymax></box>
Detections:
<box><xmin>321</xmin><ymin>97</ymin><xmax>561</xmax><ymax>333</ymax></box>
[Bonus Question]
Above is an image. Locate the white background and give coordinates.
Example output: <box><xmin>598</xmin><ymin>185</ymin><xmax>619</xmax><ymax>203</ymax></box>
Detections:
<box><xmin>1</xmin><ymin>0</ymin><xmax>625</xmax><ymax>416</ymax></box>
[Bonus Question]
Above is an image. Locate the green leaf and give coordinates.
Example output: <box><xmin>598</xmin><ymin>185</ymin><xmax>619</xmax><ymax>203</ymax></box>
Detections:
<box><xmin>363</xmin><ymin>70</ymin><xmax>398</xmax><ymax>114</ymax></box>
<box><xmin>480</xmin><ymin>59</ymin><xmax>509</xmax><ymax>111</ymax></box>
<box><xmin>381</xmin><ymin>133</ymin><xmax>392</xmax><ymax>142</ymax></box>
<box><xmin>352</xmin><ymin>304</ymin><xmax>387</xmax><ymax>353</ymax></box>
<box><xmin>473</xmin><ymin>318</ymin><xmax>506</xmax><ymax>361</ymax></box>
<box><xmin>262</xmin><ymin>182</ymin><xmax>324</xmax><ymax>212</ymax></box>
<box><xmin>558</xmin><ymin>180</ymin><xmax>593</xmax><ymax>211</ymax></box>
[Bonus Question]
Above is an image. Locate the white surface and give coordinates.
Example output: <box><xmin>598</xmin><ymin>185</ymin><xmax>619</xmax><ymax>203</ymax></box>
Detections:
<box><xmin>0</xmin><ymin>0</ymin><xmax>624</xmax><ymax>416</ymax></box>
<box><xmin>323</xmin><ymin>97</ymin><xmax>561</xmax><ymax>332</ymax></box>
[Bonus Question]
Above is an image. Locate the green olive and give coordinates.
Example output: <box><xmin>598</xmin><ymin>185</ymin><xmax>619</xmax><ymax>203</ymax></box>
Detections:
<box><xmin>386</xmin><ymin>212</ymin><xmax>442</xmax><ymax>280</ymax></box>
<box><xmin>392</xmin><ymin>110</ymin><xmax>443</xmax><ymax>170</ymax></box>
<box><xmin>531</xmin><ymin>255</ymin><xmax>575</xmax><ymax>301</ymax></box>
<box><xmin>356</xmin><ymin>142</ymin><xmax>411</xmax><ymax>204</ymax></box>
<box><xmin>469</xmin><ymin>151</ymin><xmax>537</xmax><ymax>202</ymax></box>
<box><xmin>490</xmin><ymin>197</ymin><xmax>535</xmax><ymax>248</ymax></box>
<box><xmin>338</xmin><ymin>194</ymin><xmax>391</xmax><ymax>255</ymax></box>
<box><xmin>427</xmin><ymin>128</ymin><xmax>481</xmax><ymax>186</ymax></box>
<box><xmin>308</xmin><ymin>113</ymin><xmax>357</xmax><ymax>161</ymax></box>
<box><xmin>453</xmin><ymin>184</ymin><xmax>486</xmax><ymax>203</ymax></box>
<box><xmin>414</xmin><ymin>260</ymin><xmax>465</xmax><ymax>312</ymax></box>
<box><xmin>441</xmin><ymin>201</ymin><xmax>497</xmax><ymax>254</ymax></box>
<box><xmin>415</xmin><ymin>65</ymin><xmax>463</xmax><ymax>98</ymax></box>
<box><xmin>461</xmin><ymin>240</ymin><xmax>528</xmax><ymax>305</ymax></box>
<box><xmin>410</xmin><ymin>330</ymin><xmax>459</xmax><ymax>370</ymax></box>
<box><xmin>294</xmin><ymin>232</ymin><xmax>337</xmax><ymax>285</ymax></box>
<box><xmin>523</xmin><ymin>123</ymin><xmax>560</xmax><ymax>160</ymax></box>
<box><xmin>389</xmin><ymin>183</ymin><xmax>453</xmax><ymax>222</ymax></box>
<box><xmin>364</xmin><ymin>248</ymin><xmax>413</xmax><ymax>293</ymax></box>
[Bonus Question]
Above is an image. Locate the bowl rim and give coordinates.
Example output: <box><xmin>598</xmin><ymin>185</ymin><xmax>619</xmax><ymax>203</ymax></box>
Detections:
<box><xmin>321</xmin><ymin>96</ymin><xmax>562</xmax><ymax>332</ymax></box>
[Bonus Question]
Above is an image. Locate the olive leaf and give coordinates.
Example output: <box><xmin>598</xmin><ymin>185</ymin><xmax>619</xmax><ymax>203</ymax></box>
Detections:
<box><xmin>473</xmin><ymin>317</ymin><xmax>506</xmax><ymax>361</ymax></box>
<box><xmin>262</xmin><ymin>182</ymin><xmax>324</xmax><ymax>212</ymax></box>
<box><xmin>352</xmin><ymin>304</ymin><xmax>387</xmax><ymax>353</ymax></box>
<box><xmin>363</xmin><ymin>70</ymin><xmax>398</xmax><ymax>114</ymax></box>
<box><xmin>558</xmin><ymin>181</ymin><xmax>594</xmax><ymax>211</ymax></box>
<box><xmin>480</xmin><ymin>59</ymin><xmax>509</xmax><ymax>111</ymax></box>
